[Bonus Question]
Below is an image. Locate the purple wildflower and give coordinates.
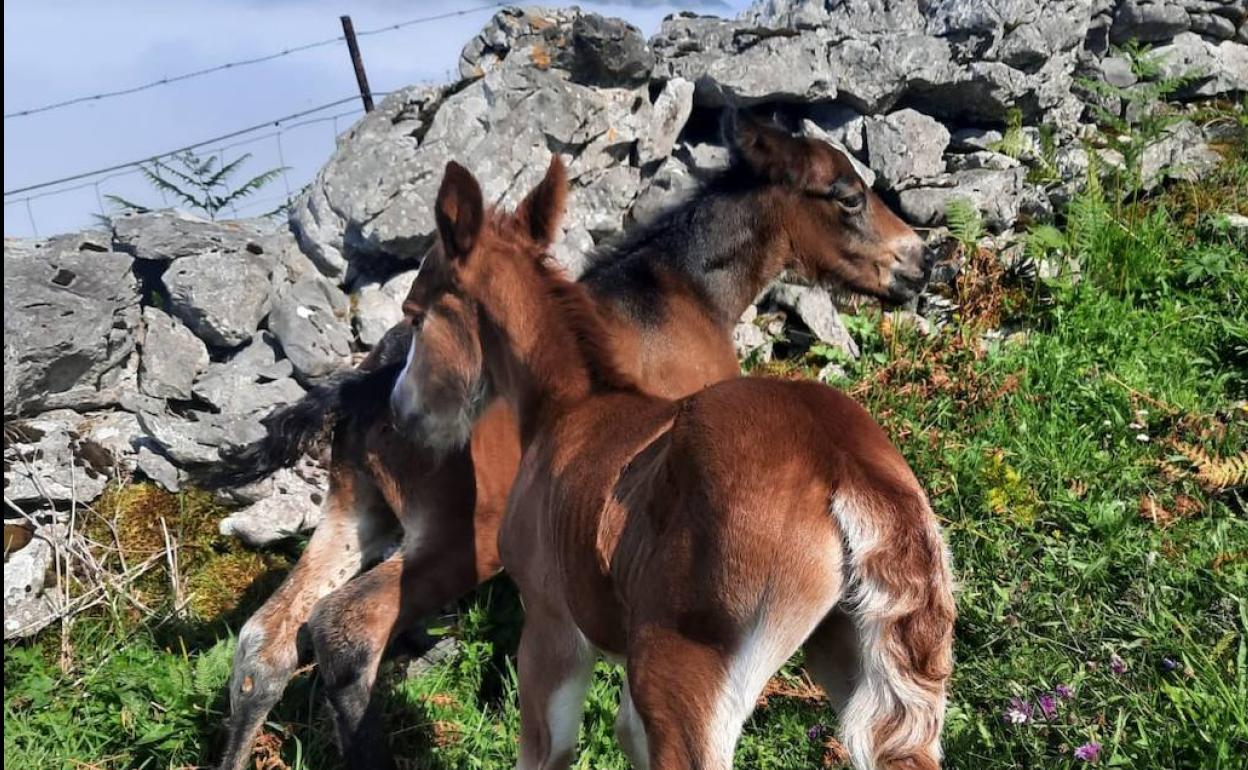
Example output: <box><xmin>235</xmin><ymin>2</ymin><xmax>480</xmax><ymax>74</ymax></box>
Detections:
<box><xmin>1004</xmin><ymin>697</ymin><xmax>1033</xmax><ymax>725</ymax></box>
<box><xmin>1055</xmin><ymin>684</ymin><xmax>1074</xmax><ymax>700</ymax></box>
<box><xmin>1161</xmin><ymin>657</ymin><xmax>1179</xmax><ymax>673</ymax></box>
<box><xmin>807</xmin><ymin>724</ymin><xmax>827</xmax><ymax>741</ymax></box>
<box><xmin>1037</xmin><ymin>693</ymin><xmax>1058</xmax><ymax>720</ymax></box>
<box><xmin>1110</xmin><ymin>654</ymin><xmax>1127</xmax><ymax>675</ymax></box>
<box><xmin>1074</xmin><ymin>742</ymin><xmax>1102</xmax><ymax>762</ymax></box>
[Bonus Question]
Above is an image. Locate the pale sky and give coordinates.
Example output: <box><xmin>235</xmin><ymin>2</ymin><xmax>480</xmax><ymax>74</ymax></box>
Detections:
<box><xmin>3</xmin><ymin>1</ymin><xmax>747</xmax><ymax>239</ymax></box>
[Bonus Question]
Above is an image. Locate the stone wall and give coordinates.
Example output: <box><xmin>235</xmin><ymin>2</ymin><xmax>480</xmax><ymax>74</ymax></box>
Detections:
<box><xmin>4</xmin><ymin>0</ymin><xmax>1244</xmax><ymax>637</ymax></box>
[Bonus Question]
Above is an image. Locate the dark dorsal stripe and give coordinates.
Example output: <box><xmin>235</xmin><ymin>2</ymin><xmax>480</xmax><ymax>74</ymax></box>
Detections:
<box><xmin>578</xmin><ymin>163</ymin><xmax>768</xmax><ymax>327</ymax></box>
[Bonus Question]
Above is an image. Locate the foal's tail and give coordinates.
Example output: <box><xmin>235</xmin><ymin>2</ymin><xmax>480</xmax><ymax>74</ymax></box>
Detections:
<box><xmin>832</xmin><ymin>493</ymin><xmax>956</xmax><ymax>770</ymax></box>
<box><xmin>188</xmin><ymin>325</ymin><xmax>410</xmax><ymax>489</ymax></box>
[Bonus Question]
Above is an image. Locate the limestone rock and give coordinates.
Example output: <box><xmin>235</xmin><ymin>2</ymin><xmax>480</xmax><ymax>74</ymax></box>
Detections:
<box><xmin>139</xmin><ymin>307</ymin><xmax>209</xmax><ymax>401</ymax></box>
<box><xmin>4</xmin><ymin>234</ymin><xmax>140</xmax><ymax>417</ymax></box>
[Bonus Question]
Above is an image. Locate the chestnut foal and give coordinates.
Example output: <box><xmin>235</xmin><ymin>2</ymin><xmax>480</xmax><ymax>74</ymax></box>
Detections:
<box><xmin>393</xmin><ymin>158</ymin><xmax>955</xmax><ymax>770</ymax></box>
<box><xmin>208</xmin><ymin>112</ymin><xmax>932</xmax><ymax>770</ymax></box>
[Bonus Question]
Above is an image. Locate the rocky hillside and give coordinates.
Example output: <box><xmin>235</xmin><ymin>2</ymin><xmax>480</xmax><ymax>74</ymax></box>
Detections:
<box><xmin>5</xmin><ymin>0</ymin><xmax>1245</xmax><ymax>638</ymax></box>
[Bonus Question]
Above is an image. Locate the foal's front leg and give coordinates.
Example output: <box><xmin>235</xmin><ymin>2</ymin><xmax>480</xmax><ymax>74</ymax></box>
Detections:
<box><xmin>308</xmin><ymin>534</ymin><xmax>482</xmax><ymax>769</ymax></box>
<box><xmin>218</xmin><ymin>470</ymin><xmax>396</xmax><ymax>770</ymax></box>
<box><xmin>514</xmin><ymin>609</ymin><xmax>596</xmax><ymax>770</ymax></box>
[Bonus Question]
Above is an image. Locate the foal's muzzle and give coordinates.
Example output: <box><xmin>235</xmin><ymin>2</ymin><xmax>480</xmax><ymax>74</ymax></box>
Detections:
<box><xmin>886</xmin><ymin>240</ymin><xmax>934</xmax><ymax>304</ymax></box>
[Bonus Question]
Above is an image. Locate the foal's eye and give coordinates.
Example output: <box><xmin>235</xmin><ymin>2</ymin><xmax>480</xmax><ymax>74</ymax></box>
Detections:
<box><xmin>836</xmin><ymin>192</ymin><xmax>866</xmax><ymax>215</ymax></box>
<box><xmin>403</xmin><ymin>303</ymin><xmax>427</xmax><ymax>329</ymax></box>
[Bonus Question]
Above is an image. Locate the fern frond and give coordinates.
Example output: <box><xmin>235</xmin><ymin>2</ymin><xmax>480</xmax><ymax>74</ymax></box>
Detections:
<box><xmin>148</xmin><ymin>158</ymin><xmax>209</xmax><ymax>196</ymax></box>
<box><xmin>1024</xmin><ymin>224</ymin><xmax>1067</xmax><ymax>262</ymax></box>
<box><xmin>946</xmin><ymin>197</ymin><xmax>984</xmax><ymax>254</ymax></box>
<box><xmin>214</xmin><ymin>168</ymin><xmax>287</xmax><ymax>209</ymax></box>
<box><xmin>1169</xmin><ymin>442</ymin><xmax>1248</xmax><ymax>491</ymax></box>
<box><xmin>139</xmin><ymin>166</ymin><xmax>204</xmax><ymax>210</ymax></box>
<box><xmin>102</xmin><ymin>194</ymin><xmax>151</xmax><ymax>214</ymax></box>
<box><xmin>204</xmin><ymin>153</ymin><xmax>254</xmax><ymax>189</ymax></box>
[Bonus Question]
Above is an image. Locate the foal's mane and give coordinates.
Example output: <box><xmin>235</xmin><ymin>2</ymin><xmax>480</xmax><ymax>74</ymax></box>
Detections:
<box><xmin>489</xmin><ymin>210</ymin><xmax>640</xmax><ymax>395</ymax></box>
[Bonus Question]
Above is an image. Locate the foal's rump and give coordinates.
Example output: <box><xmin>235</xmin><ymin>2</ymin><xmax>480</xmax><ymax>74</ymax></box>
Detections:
<box><xmin>627</xmin><ymin>376</ymin><xmax>956</xmax><ymax>769</ymax></box>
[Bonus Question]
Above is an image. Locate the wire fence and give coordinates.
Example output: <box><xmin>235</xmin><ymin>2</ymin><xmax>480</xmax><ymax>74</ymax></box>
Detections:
<box><xmin>4</xmin><ymin>99</ymin><xmax>374</xmax><ymax>237</ymax></box>
<box><xmin>2</xmin><ymin>1</ymin><xmax>510</xmax><ymax>238</ymax></box>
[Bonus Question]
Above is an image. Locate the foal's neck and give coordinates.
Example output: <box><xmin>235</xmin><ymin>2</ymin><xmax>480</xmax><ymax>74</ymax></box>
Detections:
<box><xmin>582</xmin><ymin>179</ymin><xmax>789</xmax><ymax>328</ymax></box>
<box><xmin>482</xmin><ymin>250</ymin><xmax>636</xmax><ymax>435</ymax></box>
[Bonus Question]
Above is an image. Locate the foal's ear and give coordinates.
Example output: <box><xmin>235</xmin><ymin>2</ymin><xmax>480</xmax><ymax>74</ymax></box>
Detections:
<box><xmin>518</xmin><ymin>156</ymin><xmax>568</xmax><ymax>246</ymax></box>
<box><xmin>722</xmin><ymin>109</ymin><xmax>811</xmax><ymax>187</ymax></box>
<box><xmin>435</xmin><ymin>161</ymin><xmax>485</xmax><ymax>261</ymax></box>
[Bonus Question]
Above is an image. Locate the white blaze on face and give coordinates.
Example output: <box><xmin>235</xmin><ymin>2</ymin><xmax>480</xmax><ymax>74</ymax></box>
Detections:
<box><xmin>388</xmin><ymin>335</ymin><xmax>422</xmax><ymax>429</ymax></box>
<box><xmin>388</xmin><ymin>332</ymin><xmax>481</xmax><ymax>454</ymax></box>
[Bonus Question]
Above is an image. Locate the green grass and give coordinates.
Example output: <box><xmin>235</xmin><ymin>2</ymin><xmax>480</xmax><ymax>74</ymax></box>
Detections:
<box><xmin>6</xmin><ymin>145</ymin><xmax>1247</xmax><ymax>770</ymax></box>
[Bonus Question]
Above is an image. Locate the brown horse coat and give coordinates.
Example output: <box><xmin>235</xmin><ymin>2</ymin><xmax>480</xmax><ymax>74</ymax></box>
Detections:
<box><xmin>210</xmin><ymin>111</ymin><xmax>931</xmax><ymax>770</ymax></box>
<box><xmin>389</xmin><ymin>158</ymin><xmax>955</xmax><ymax>770</ymax></box>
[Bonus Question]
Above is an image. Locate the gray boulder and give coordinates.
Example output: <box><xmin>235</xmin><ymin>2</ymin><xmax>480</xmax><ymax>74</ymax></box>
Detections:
<box><xmin>898</xmin><ymin>167</ymin><xmax>1028</xmax><ymax>232</ymax></box>
<box><xmin>136</xmin><ymin>410</ymin><xmax>265</xmax><ymax>467</ymax></box>
<box><xmin>950</xmin><ymin>127</ymin><xmax>1005</xmax><ymax>152</ymax></box>
<box><xmin>639</xmin><ymin>78</ymin><xmax>695</xmax><ymax>167</ymax></box>
<box><xmin>217</xmin><ymin>459</ymin><xmax>329</xmax><ymax>546</ymax></box>
<box><xmin>289</xmin><ymin>85</ymin><xmax>445</xmax><ymax>277</ymax></box>
<box><xmin>799</xmin><ymin>120</ymin><xmax>876</xmax><ymax>187</ymax></box>
<box><xmin>864</xmin><ymin>109</ymin><xmax>950</xmax><ymax>189</ymax></box>
<box><xmin>656</xmin><ymin>1</ymin><xmax>1093</xmax><ymax>125</ymax></box>
<box><xmin>139</xmin><ymin>307</ymin><xmax>209</xmax><ymax>401</ymax></box>
<box><xmin>75</xmin><ymin>411</ymin><xmax>143</xmax><ymax>472</ymax></box>
<box><xmin>353</xmin><ymin>270</ymin><xmax>418</xmax><ymax>348</ymax></box>
<box><xmin>269</xmin><ymin>275</ymin><xmax>353</xmax><ymax>380</ymax></box>
<box><xmin>1139</xmin><ymin>118</ymin><xmax>1222</xmax><ymax>190</ymax></box>
<box><xmin>766</xmin><ymin>282</ymin><xmax>860</xmax><ymax>359</ymax></box>
<box><xmin>677</xmin><ymin>142</ymin><xmax>732</xmax><ymax>179</ymax></box>
<box><xmin>1096</xmin><ymin>55</ymin><xmax>1139</xmax><ymax>87</ymax></box>
<box><xmin>570</xmin><ymin>12</ymin><xmax>655</xmax><ymax>87</ymax></box>
<box><xmin>112</xmin><ymin>210</ymin><xmax>267</xmax><ymax>262</ymax></box>
<box><xmin>459</xmin><ymin>6</ymin><xmax>581</xmax><ymax>81</ymax></box>
<box><xmin>651</xmin><ymin>15</ymin><xmax>843</xmax><ymax>107</ymax></box>
<box><xmin>947</xmin><ymin>150</ymin><xmax>1023</xmax><ymax>172</ymax></box>
<box><xmin>1110</xmin><ymin>1</ymin><xmax>1193</xmax><ymax>44</ymax></box>
<box><xmin>1151</xmin><ymin>33</ymin><xmax>1248</xmax><ymax>97</ymax></box>
<box><xmin>163</xmin><ymin>250</ymin><xmax>272</xmax><ymax>348</ymax></box>
<box><xmin>1187</xmin><ymin>11</ymin><xmax>1237</xmax><ymax>40</ymax></box>
<box><xmin>192</xmin><ymin>361</ymin><xmax>304</xmax><ymax>419</ymax></box>
<box><xmin>293</xmin><ymin>16</ymin><xmax>674</xmax><ymax>278</ymax></box>
<box><xmin>4</xmin><ymin>233</ymin><xmax>141</xmax><ymax>417</ymax></box>
<box><xmin>804</xmin><ymin>104</ymin><xmax>868</xmax><ymax>157</ymax></box>
<box><xmin>4</xmin><ymin>524</ymin><xmax>63</xmax><ymax>640</ymax></box>
<box><xmin>4</xmin><ymin>410</ymin><xmax>109</xmax><ymax>505</ymax></box>
<box><xmin>188</xmin><ymin>329</ymin><xmax>303</xmax><ymax>416</ymax></box>
<box><xmin>136</xmin><ymin>446</ymin><xmax>181</xmax><ymax>492</ymax></box>
<box><xmin>732</xmin><ymin>304</ymin><xmax>783</xmax><ymax>363</ymax></box>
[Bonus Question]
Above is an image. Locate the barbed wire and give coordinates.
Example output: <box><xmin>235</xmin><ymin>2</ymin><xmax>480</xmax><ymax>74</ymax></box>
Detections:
<box><xmin>4</xmin><ymin>95</ymin><xmax>387</xmax><ymax>198</ymax></box>
<box><xmin>3</xmin><ymin>1</ymin><xmax>508</xmax><ymax>120</ymax></box>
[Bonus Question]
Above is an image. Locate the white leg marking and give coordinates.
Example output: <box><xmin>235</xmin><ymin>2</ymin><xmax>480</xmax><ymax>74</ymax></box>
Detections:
<box><xmin>521</xmin><ymin>628</ymin><xmax>593</xmax><ymax>770</ymax></box>
<box><xmin>616</xmin><ymin>679</ymin><xmax>649</xmax><ymax>770</ymax></box>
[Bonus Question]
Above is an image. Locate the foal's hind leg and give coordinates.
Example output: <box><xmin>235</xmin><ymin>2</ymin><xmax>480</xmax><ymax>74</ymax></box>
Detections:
<box><xmin>513</xmin><ymin>612</ymin><xmax>596</xmax><ymax>770</ymax></box>
<box><xmin>615</xmin><ymin>678</ymin><xmax>649</xmax><ymax>770</ymax></box>
<box><xmin>217</xmin><ymin>471</ymin><xmax>395</xmax><ymax>770</ymax></box>
<box><xmin>802</xmin><ymin>608</ymin><xmax>861</xmax><ymax>714</ymax></box>
<box><xmin>626</xmin><ymin>628</ymin><xmax>742</xmax><ymax>770</ymax></box>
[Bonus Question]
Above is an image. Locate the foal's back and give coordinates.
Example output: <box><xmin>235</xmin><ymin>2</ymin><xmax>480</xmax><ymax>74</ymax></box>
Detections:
<box><xmin>514</xmin><ymin>374</ymin><xmax>953</xmax><ymax>769</ymax></box>
<box><xmin>527</xmin><ymin>375</ymin><xmax>930</xmax><ymax>640</ymax></box>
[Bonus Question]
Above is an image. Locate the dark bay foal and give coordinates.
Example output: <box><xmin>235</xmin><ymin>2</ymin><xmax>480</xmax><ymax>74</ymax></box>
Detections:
<box><xmin>208</xmin><ymin>112</ymin><xmax>931</xmax><ymax>770</ymax></box>
<box><xmin>391</xmin><ymin>158</ymin><xmax>956</xmax><ymax>770</ymax></box>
